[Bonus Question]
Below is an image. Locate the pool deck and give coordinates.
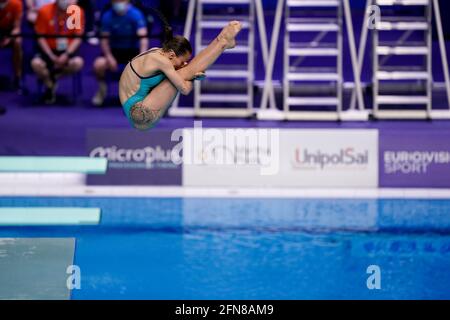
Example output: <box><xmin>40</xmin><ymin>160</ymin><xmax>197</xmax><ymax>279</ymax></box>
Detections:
<box><xmin>1</xmin><ymin>184</ymin><xmax>450</xmax><ymax>199</ymax></box>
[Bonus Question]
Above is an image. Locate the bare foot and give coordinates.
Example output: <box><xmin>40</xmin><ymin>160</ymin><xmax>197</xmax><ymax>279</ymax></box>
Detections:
<box><xmin>218</xmin><ymin>21</ymin><xmax>242</xmax><ymax>49</ymax></box>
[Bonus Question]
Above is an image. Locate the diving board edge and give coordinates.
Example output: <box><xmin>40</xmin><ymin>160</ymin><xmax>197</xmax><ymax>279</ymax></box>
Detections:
<box><xmin>0</xmin><ymin>157</ymin><xmax>107</xmax><ymax>174</ymax></box>
<box><xmin>0</xmin><ymin>207</ymin><xmax>101</xmax><ymax>226</ymax></box>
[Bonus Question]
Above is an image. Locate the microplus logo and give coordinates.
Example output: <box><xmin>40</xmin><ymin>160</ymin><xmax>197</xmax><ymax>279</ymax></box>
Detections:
<box><xmin>384</xmin><ymin>151</ymin><xmax>450</xmax><ymax>174</ymax></box>
<box><xmin>90</xmin><ymin>145</ymin><xmax>173</xmax><ymax>168</ymax></box>
<box><xmin>293</xmin><ymin>147</ymin><xmax>369</xmax><ymax>170</ymax></box>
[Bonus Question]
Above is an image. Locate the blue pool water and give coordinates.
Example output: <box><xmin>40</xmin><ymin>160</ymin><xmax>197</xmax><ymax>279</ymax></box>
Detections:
<box><xmin>0</xmin><ymin>197</ymin><xmax>450</xmax><ymax>299</ymax></box>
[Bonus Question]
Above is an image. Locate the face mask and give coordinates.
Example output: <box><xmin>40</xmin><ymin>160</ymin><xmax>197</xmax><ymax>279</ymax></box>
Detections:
<box><xmin>112</xmin><ymin>2</ymin><xmax>128</xmax><ymax>15</ymax></box>
<box><xmin>57</xmin><ymin>0</ymin><xmax>70</xmax><ymax>10</ymax></box>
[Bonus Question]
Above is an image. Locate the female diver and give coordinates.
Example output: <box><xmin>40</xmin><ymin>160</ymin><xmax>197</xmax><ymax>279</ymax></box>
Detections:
<box><xmin>119</xmin><ymin>20</ymin><xmax>242</xmax><ymax>130</ymax></box>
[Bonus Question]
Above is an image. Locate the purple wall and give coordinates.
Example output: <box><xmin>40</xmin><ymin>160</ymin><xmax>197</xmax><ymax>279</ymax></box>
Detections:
<box><xmin>86</xmin><ymin>129</ymin><xmax>182</xmax><ymax>185</ymax></box>
<box><xmin>379</xmin><ymin>130</ymin><xmax>450</xmax><ymax>188</ymax></box>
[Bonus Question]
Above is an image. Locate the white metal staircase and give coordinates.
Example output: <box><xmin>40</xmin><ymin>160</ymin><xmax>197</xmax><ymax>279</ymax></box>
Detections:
<box><xmin>372</xmin><ymin>0</ymin><xmax>433</xmax><ymax>118</ymax></box>
<box><xmin>193</xmin><ymin>0</ymin><xmax>255</xmax><ymax>117</ymax></box>
<box><xmin>283</xmin><ymin>0</ymin><xmax>343</xmax><ymax>120</ymax></box>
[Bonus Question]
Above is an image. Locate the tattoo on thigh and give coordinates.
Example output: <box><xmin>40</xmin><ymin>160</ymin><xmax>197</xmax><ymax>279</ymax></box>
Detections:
<box><xmin>130</xmin><ymin>102</ymin><xmax>162</xmax><ymax>129</ymax></box>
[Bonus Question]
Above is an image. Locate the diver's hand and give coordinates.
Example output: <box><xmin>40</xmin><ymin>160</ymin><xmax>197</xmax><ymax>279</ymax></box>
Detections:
<box><xmin>192</xmin><ymin>71</ymin><xmax>206</xmax><ymax>81</ymax></box>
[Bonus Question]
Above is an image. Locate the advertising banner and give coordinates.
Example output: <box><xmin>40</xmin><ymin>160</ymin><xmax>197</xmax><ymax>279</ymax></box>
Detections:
<box><xmin>379</xmin><ymin>130</ymin><xmax>450</xmax><ymax>188</ymax></box>
<box><xmin>86</xmin><ymin>129</ymin><xmax>182</xmax><ymax>185</ymax></box>
<box><xmin>183</xmin><ymin>126</ymin><xmax>378</xmax><ymax>188</ymax></box>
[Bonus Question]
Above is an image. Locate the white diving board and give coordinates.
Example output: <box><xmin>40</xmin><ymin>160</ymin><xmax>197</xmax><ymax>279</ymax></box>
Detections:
<box><xmin>0</xmin><ymin>207</ymin><xmax>101</xmax><ymax>226</ymax></box>
<box><xmin>0</xmin><ymin>157</ymin><xmax>107</xmax><ymax>174</ymax></box>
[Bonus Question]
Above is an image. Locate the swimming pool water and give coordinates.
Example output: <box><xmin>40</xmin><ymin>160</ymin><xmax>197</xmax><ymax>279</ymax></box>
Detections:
<box><xmin>0</xmin><ymin>197</ymin><xmax>449</xmax><ymax>299</ymax></box>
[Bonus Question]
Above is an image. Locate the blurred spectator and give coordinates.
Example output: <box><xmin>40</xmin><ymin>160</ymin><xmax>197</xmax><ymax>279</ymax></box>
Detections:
<box><xmin>77</xmin><ymin>0</ymin><xmax>94</xmax><ymax>33</ymax></box>
<box><xmin>91</xmin><ymin>0</ymin><xmax>148</xmax><ymax>106</ymax></box>
<box><xmin>25</xmin><ymin>1</ymin><xmax>55</xmax><ymax>76</ymax></box>
<box><xmin>31</xmin><ymin>0</ymin><xmax>85</xmax><ymax>104</ymax></box>
<box><xmin>0</xmin><ymin>0</ymin><xmax>23</xmax><ymax>91</ymax></box>
<box><xmin>25</xmin><ymin>0</ymin><xmax>55</xmax><ymax>24</ymax></box>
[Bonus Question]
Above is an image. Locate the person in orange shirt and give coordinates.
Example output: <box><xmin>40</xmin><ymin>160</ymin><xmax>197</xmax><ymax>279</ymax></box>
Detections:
<box><xmin>0</xmin><ymin>0</ymin><xmax>24</xmax><ymax>91</ymax></box>
<box><xmin>25</xmin><ymin>1</ymin><xmax>55</xmax><ymax>24</ymax></box>
<box><xmin>31</xmin><ymin>0</ymin><xmax>85</xmax><ymax>104</ymax></box>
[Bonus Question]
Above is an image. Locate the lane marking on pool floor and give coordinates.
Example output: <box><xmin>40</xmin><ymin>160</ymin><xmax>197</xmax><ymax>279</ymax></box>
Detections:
<box><xmin>0</xmin><ymin>186</ymin><xmax>450</xmax><ymax>199</ymax></box>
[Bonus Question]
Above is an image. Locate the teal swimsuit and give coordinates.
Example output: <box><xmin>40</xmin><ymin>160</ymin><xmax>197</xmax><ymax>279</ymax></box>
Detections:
<box><xmin>122</xmin><ymin>49</ymin><xmax>166</xmax><ymax>126</ymax></box>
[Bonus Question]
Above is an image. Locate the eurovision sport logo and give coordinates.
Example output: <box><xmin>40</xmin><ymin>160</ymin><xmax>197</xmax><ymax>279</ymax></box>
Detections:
<box><xmin>379</xmin><ymin>130</ymin><xmax>450</xmax><ymax>188</ymax></box>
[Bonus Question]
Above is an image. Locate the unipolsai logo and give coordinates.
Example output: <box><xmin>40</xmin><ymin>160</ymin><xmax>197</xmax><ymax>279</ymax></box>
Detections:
<box><xmin>292</xmin><ymin>147</ymin><xmax>369</xmax><ymax>170</ymax></box>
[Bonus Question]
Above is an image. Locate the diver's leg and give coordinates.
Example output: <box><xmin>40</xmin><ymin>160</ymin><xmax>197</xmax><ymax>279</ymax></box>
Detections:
<box><xmin>179</xmin><ymin>21</ymin><xmax>242</xmax><ymax>80</ymax></box>
<box><xmin>129</xmin><ymin>79</ymin><xmax>179</xmax><ymax>130</ymax></box>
